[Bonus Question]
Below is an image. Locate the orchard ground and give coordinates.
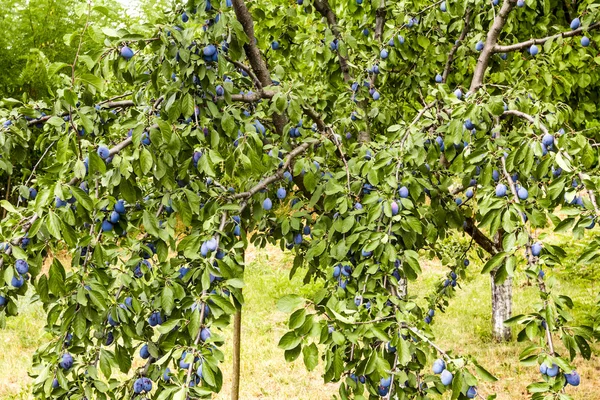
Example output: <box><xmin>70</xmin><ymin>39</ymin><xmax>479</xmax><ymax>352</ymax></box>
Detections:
<box><xmin>0</xmin><ymin>233</ymin><xmax>598</xmax><ymax>400</ymax></box>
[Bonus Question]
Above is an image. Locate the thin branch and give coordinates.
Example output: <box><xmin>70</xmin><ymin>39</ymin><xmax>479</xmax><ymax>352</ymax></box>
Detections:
<box><xmin>26</xmin><ymin>100</ymin><xmax>136</xmax><ymax>127</ymax></box>
<box><xmin>494</xmin><ymin>22</ymin><xmax>600</xmax><ymax>53</ymax></box>
<box><xmin>22</xmin><ymin>140</ymin><xmax>56</xmax><ymax>189</ymax></box>
<box><xmin>185</xmin><ymin>212</ymin><xmax>228</xmax><ymax>386</ymax></box>
<box><xmin>96</xmin><ymin>92</ymin><xmax>133</xmax><ymax>105</ymax></box>
<box><xmin>442</xmin><ymin>9</ymin><xmax>472</xmax><ymax>83</ymax></box>
<box><xmin>71</xmin><ymin>2</ymin><xmax>92</xmax><ymax>86</ymax></box>
<box><xmin>502</xmin><ymin>109</ymin><xmax>549</xmax><ymax>136</ymax></box>
<box><xmin>399</xmin><ymin>101</ymin><xmax>436</xmax><ymax>150</ymax></box>
<box><xmin>500</xmin><ymin>156</ymin><xmax>521</xmax><ymax>205</ymax></box>
<box><xmin>224</xmin><ymin>55</ymin><xmax>263</xmax><ymax>90</ymax></box>
<box><xmin>346</xmin><ymin>316</ymin><xmax>395</xmax><ymax>325</ymax></box>
<box><xmin>329</xmin><ymin>129</ymin><xmax>351</xmax><ymax>192</ymax></box>
<box><xmin>302</xmin><ymin>105</ymin><xmax>351</xmax><ymax>191</ymax></box>
<box><xmin>578</xmin><ymin>172</ymin><xmax>600</xmax><ymax>215</ymax></box>
<box><xmin>2</xmin><ymin>175</ymin><xmax>10</xmax><ymax>219</ymax></box>
<box><xmin>385</xmin><ymin>350</ymin><xmax>399</xmax><ymax>400</ymax></box>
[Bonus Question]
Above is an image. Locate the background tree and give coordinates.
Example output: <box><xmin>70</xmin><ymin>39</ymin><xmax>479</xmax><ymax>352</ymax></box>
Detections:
<box><xmin>0</xmin><ymin>0</ymin><xmax>598</xmax><ymax>399</ymax></box>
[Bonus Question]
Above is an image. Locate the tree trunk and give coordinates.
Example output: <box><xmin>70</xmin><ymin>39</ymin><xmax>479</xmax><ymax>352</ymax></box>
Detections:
<box><xmin>398</xmin><ymin>278</ymin><xmax>407</xmax><ymax>298</ymax></box>
<box><xmin>231</xmin><ymin>310</ymin><xmax>241</xmax><ymax>400</ymax></box>
<box><xmin>491</xmin><ymin>272</ymin><xmax>512</xmax><ymax>341</ymax></box>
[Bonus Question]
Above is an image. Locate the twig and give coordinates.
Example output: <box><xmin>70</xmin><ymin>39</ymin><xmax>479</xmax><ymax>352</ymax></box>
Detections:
<box><xmin>224</xmin><ymin>55</ymin><xmax>263</xmax><ymax>90</ymax></box>
<box><xmin>374</xmin><ymin>0</ymin><xmax>387</xmax><ymax>42</ymax></box>
<box><xmin>71</xmin><ymin>1</ymin><xmax>92</xmax><ymax>86</ymax></box>
<box><xmin>442</xmin><ymin>9</ymin><xmax>472</xmax><ymax>83</ymax></box>
<box><xmin>502</xmin><ymin>109</ymin><xmax>549</xmax><ymax>136</ymax></box>
<box><xmin>97</xmin><ymin>92</ymin><xmax>133</xmax><ymax>105</ymax></box>
<box><xmin>24</xmin><ymin>141</ymin><xmax>56</xmax><ymax>187</ymax></box>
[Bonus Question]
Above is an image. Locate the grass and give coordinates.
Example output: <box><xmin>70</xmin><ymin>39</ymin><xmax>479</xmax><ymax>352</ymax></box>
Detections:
<box><xmin>0</xmin><ymin>235</ymin><xmax>598</xmax><ymax>399</ymax></box>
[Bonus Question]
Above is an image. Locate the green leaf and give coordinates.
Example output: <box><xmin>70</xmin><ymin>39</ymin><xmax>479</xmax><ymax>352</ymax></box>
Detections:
<box><xmin>162</xmin><ymin>286</ymin><xmax>174</xmax><ymax>314</ymax></box>
<box><xmin>481</xmin><ymin>252</ymin><xmax>506</xmax><ymax>274</ymax></box>
<box><xmin>142</xmin><ymin>210</ymin><xmax>159</xmax><ymax>237</ymax></box>
<box><xmin>276</xmin><ymin>295</ymin><xmax>304</xmax><ymax>312</ymax></box>
<box><xmin>46</xmin><ymin>212</ymin><xmax>62</xmax><ymax>240</ymax></box>
<box><xmin>140</xmin><ymin>148</ymin><xmax>153</xmax><ymax>174</ymax></box>
<box><xmin>302</xmin><ymin>343</ymin><xmax>319</xmax><ymax>371</ymax></box>
<box><xmin>473</xmin><ymin>360</ymin><xmax>498</xmax><ymax>382</ymax></box>
<box><xmin>278</xmin><ymin>331</ymin><xmax>302</xmax><ymax>350</ymax></box>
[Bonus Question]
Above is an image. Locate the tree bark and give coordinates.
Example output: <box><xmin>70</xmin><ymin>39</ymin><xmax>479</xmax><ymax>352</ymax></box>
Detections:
<box><xmin>491</xmin><ymin>273</ymin><xmax>512</xmax><ymax>341</ymax></box>
<box><xmin>231</xmin><ymin>310</ymin><xmax>242</xmax><ymax>400</ymax></box>
<box><xmin>397</xmin><ymin>278</ymin><xmax>407</xmax><ymax>298</ymax></box>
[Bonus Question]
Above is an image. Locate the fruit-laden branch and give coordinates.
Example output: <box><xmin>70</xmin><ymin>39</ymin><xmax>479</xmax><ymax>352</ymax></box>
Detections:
<box><xmin>470</xmin><ymin>0</ymin><xmax>516</xmax><ymax>92</ymax></box>
<box><xmin>494</xmin><ymin>22</ymin><xmax>600</xmax><ymax>53</ymax></box>
<box><xmin>375</xmin><ymin>0</ymin><xmax>386</xmax><ymax>42</ymax></box>
<box><xmin>442</xmin><ymin>9</ymin><xmax>472</xmax><ymax>83</ymax></box>
<box><xmin>313</xmin><ymin>0</ymin><xmax>351</xmax><ymax>82</ymax></box>
<box><xmin>25</xmin><ymin>100</ymin><xmax>136</xmax><ymax>127</ymax></box>
<box><xmin>502</xmin><ymin>109</ymin><xmax>600</xmax><ymax>210</ymax></box>
<box><xmin>231</xmin><ymin>0</ymin><xmax>287</xmax><ymax>135</ymax></box>
<box><xmin>186</xmin><ymin>211</ymin><xmax>229</xmax><ymax>386</ymax></box>
<box><xmin>233</xmin><ymin>141</ymin><xmax>313</xmax><ymax>205</ymax></box>
<box><xmin>500</xmin><ymin>156</ymin><xmax>555</xmax><ymax>355</ymax></box>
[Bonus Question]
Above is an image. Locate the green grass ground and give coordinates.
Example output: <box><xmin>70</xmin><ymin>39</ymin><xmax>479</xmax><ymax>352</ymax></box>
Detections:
<box><xmin>0</xmin><ymin>235</ymin><xmax>598</xmax><ymax>399</ymax></box>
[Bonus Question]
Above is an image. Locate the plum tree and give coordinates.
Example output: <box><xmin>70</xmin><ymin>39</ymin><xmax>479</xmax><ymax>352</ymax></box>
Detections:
<box><xmin>0</xmin><ymin>0</ymin><xmax>598</xmax><ymax>399</ymax></box>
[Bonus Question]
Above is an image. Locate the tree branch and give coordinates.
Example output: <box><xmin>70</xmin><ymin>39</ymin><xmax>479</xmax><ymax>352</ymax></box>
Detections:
<box><xmin>442</xmin><ymin>9</ymin><xmax>472</xmax><ymax>83</ymax></box>
<box><xmin>302</xmin><ymin>105</ymin><xmax>351</xmax><ymax>191</ymax></box>
<box><xmin>501</xmin><ymin>109</ymin><xmax>549</xmax><ymax>136</ymax></box>
<box><xmin>313</xmin><ymin>0</ymin><xmax>351</xmax><ymax>82</ymax></box>
<box><xmin>470</xmin><ymin>0</ymin><xmax>516</xmax><ymax>92</ymax></box>
<box><xmin>231</xmin><ymin>0</ymin><xmax>287</xmax><ymax>135</ymax></box>
<box><xmin>399</xmin><ymin>102</ymin><xmax>436</xmax><ymax>150</ymax></box>
<box><xmin>233</xmin><ymin>141</ymin><xmax>313</xmax><ymax>204</ymax></box>
<box><xmin>578</xmin><ymin>172</ymin><xmax>600</xmax><ymax>215</ymax></box>
<box><xmin>229</xmin><ymin>90</ymin><xmax>274</xmax><ymax>103</ymax></box>
<box><xmin>375</xmin><ymin>0</ymin><xmax>386</xmax><ymax>42</ymax></box>
<box><xmin>494</xmin><ymin>22</ymin><xmax>600</xmax><ymax>53</ymax></box>
<box><xmin>224</xmin><ymin>55</ymin><xmax>263</xmax><ymax>90</ymax></box>
<box><xmin>464</xmin><ymin>217</ymin><xmax>498</xmax><ymax>255</ymax></box>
